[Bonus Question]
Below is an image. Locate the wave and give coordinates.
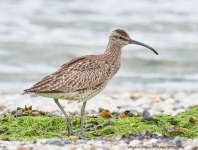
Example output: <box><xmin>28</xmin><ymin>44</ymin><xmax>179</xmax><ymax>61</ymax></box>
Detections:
<box><xmin>116</xmin><ymin>72</ymin><xmax>198</xmax><ymax>80</ymax></box>
<box><xmin>0</xmin><ymin>64</ymin><xmax>57</xmax><ymax>73</ymax></box>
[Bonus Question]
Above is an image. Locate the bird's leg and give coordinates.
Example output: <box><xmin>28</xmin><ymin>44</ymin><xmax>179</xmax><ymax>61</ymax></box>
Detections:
<box><xmin>80</xmin><ymin>101</ymin><xmax>87</xmax><ymax>137</ymax></box>
<box><xmin>54</xmin><ymin>99</ymin><xmax>74</xmax><ymax>135</ymax></box>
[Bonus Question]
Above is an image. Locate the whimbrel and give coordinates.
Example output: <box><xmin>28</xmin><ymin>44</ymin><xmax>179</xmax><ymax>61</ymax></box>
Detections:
<box><xmin>23</xmin><ymin>29</ymin><xmax>158</xmax><ymax>137</ymax></box>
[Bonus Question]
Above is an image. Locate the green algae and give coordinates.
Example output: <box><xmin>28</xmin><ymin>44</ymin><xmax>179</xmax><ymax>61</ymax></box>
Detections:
<box><xmin>0</xmin><ymin>107</ymin><xmax>198</xmax><ymax>141</ymax></box>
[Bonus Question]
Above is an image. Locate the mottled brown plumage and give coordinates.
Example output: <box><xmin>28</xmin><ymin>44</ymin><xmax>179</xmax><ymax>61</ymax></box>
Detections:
<box><xmin>23</xmin><ymin>29</ymin><xmax>130</xmax><ymax>102</ymax></box>
<box><xmin>24</xmin><ymin>56</ymin><xmax>110</xmax><ymax>100</ymax></box>
<box><xmin>23</xmin><ymin>29</ymin><xmax>158</xmax><ymax>137</ymax></box>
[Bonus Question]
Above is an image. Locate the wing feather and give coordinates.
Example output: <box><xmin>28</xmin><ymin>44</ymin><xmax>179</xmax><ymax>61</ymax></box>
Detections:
<box><xmin>24</xmin><ymin>56</ymin><xmax>111</xmax><ymax>93</ymax></box>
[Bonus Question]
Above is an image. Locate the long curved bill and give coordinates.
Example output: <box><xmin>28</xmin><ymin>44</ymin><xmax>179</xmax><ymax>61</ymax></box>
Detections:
<box><xmin>128</xmin><ymin>39</ymin><xmax>158</xmax><ymax>55</ymax></box>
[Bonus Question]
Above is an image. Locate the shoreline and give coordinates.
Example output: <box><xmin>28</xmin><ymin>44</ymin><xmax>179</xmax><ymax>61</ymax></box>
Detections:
<box><xmin>1</xmin><ymin>90</ymin><xmax>198</xmax><ymax>150</ymax></box>
<box><xmin>1</xmin><ymin>90</ymin><xmax>198</xmax><ymax>116</ymax></box>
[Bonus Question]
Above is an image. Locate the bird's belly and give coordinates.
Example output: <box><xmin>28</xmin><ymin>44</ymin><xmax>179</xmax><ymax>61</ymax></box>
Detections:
<box><xmin>36</xmin><ymin>84</ymin><xmax>106</xmax><ymax>102</ymax></box>
<box><xmin>36</xmin><ymin>92</ymin><xmax>79</xmax><ymax>101</ymax></box>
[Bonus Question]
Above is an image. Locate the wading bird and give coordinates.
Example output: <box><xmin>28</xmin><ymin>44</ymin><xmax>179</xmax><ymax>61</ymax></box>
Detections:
<box><xmin>23</xmin><ymin>29</ymin><xmax>158</xmax><ymax>137</ymax></box>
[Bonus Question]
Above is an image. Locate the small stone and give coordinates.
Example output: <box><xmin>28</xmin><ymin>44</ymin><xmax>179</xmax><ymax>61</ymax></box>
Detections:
<box><xmin>95</xmin><ymin>148</ymin><xmax>104</xmax><ymax>150</ymax></box>
<box><xmin>15</xmin><ymin>130</ymin><xmax>19</xmax><ymax>132</ymax></box>
<box><xmin>15</xmin><ymin>146</ymin><xmax>29</xmax><ymax>150</ymax></box>
<box><xmin>51</xmin><ymin>110</ymin><xmax>63</xmax><ymax>116</ymax></box>
<box><xmin>161</xmin><ymin>94</ymin><xmax>170</xmax><ymax>100</ymax></box>
<box><xmin>118</xmin><ymin>142</ymin><xmax>127</xmax><ymax>148</ymax></box>
<box><xmin>63</xmin><ymin>139</ymin><xmax>70</xmax><ymax>144</ymax></box>
<box><xmin>148</xmin><ymin>96</ymin><xmax>159</xmax><ymax>104</ymax></box>
<box><xmin>11</xmin><ymin>110</ymin><xmax>17</xmax><ymax>115</ymax></box>
<box><xmin>96</xmin><ymin>120</ymin><xmax>113</xmax><ymax>129</ymax></box>
<box><xmin>22</xmin><ymin>111</ymin><xmax>29</xmax><ymax>116</ymax></box>
<box><xmin>124</xmin><ymin>110</ymin><xmax>138</xmax><ymax>117</ymax></box>
<box><xmin>165</xmin><ymin>98</ymin><xmax>175</xmax><ymax>104</ymax></box>
<box><xmin>173</xmin><ymin>136</ymin><xmax>182</xmax><ymax>146</ymax></box>
<box><xmin>141</xmin><ymin>114</ymin><xmax>155</xmax><ymax>121</ymax></box>
<box><xmin>60</xmin><ymin>130</ymin><xmax>68</xmax><ymax>135</ymax></box>
<box><xmin>39</xmin><ymin>111</ymin><xmax>46</xmax><ymax>116</ymax></box>
<box><xmin>73</xmin><ymin>140</ymin><xmax>87</xmax><ymax>145</ymax></box>
<box><xmin>103</xmin><ymin>120</ymin><xmax>113</xmax><ymax>126</ymax></box>
<box><xmin>149</xmin><ymin>138</ymin><xmax>157</xmax><ymax>144</ymax></box>
<box><xmin>159</xmin><ymin>143</ymin><xmax>170</xmax><ymax>146</ymax></box>
<box><xmin>112</xmin><ymin>114</ymin><xmax>119</xmax><ymax>119</ymax></box>
<box><xmin>134</xmin><ymin>93</ymin><xmax>143</xmax><ymax>98</ymax></box>
<box><xmin>46</xmin><ymin>138</ymin><xmax>64</xmax><ymax>146</ymax></box>
<box><xmin>141</xmin><ymin>104</ymin><xmax>151</xmax><ymax>109</ymax></box>
<box><xmin>17</xmin><ymin>107</ymin><xmax>22</xmax><ymax>110</ymax></box>
<box><xmin>14</xmin><ymin>113</ymin><xmax>22</xmax><ymax>118</ymax></box>
<box><xmin>185</xmin><ymin>145</ymin><xmax>193</xmax><ymax>150</ymax></box>
<box><xmin>47</xmin><ymin>113</ymin><xmax>55</xmax><ymax>117</ymax></box>
<box><xmin>84</xmin><ymin>123</ymin><xmax>94</xmax><ymax>129</ymax></box>
<box><xmin>167</xmin><ymin>139</ymin><xmax>174</xmax><ymax>146</ymax></box>
<box><xmin>157</xmin><ymin>138</ymin><xmax>162</xmax><ymax>144</ymax></box>
<box><xmin>129</xmin><ymin>140</ymin><xmax>140</xmax><ymax>146</ymax></box>
<box><xmin>31</xmin><ymin>112</ymin><xmax>41</xmax><ymax>116</ymax></box>
<box><xmin>98</xmin><ymin>108</ymin><xmax>104</xmax><ymax>112</ymax></box>
<box><xmin>162</xmin><ymin>138</ymin><xmax>168</xmax><ymax>143</ymax></box>
<box><xmin>14</xmin><ymin>110</ymin><xmax>23</xmax><ymax>118</ymax></box>
<box><xmin>142</xmin><ymin>109</ymin><xmax>150</xmax><ymax>116</ymax></box>
<box><xmin>95</xmin><ymin>136</ymin><xmax>103</xmax><ymax>141</ymax></box>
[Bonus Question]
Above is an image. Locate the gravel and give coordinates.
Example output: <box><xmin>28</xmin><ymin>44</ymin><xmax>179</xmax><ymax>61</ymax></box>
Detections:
<box><xmin>0</xmin><ymin>136</ymin><xmax>194</xmax><ymax>150</ymax></box>
<box><xmin>1</xmin><ymin>91</ymin><xmax>198</xmax><ymax>149</ymax></box>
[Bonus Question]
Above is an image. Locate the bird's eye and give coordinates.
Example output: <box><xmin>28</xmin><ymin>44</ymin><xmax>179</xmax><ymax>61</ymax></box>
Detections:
<box><xmin>119</xmin><ymin>37</ymin><xmax>122</xmax><ymax>39</ymax></box>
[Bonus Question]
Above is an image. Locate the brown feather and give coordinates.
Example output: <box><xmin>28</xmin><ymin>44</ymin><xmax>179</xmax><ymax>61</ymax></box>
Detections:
<box><xmin>114</xmin><ymin>29</ymin><xmax>129</xmax><ymax>38</ymax></box>
<box><xmin>24</xmin><ymin>56</ymin><xmax>111</xmax><ymax>93</ymax></box>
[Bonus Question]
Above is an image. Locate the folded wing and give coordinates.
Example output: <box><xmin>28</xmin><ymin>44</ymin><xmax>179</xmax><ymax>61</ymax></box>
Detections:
<box><xmin>24</xmin><ymin>56</ymin><xmax>111</xmax><ymax>93</ymax></box>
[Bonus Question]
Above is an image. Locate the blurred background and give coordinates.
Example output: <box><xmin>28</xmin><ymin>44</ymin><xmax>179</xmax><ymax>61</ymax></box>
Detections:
<box><xmin>0</xmin><ymin>0</ymin><xmax>198</xmax><ymax>94</ymax></box>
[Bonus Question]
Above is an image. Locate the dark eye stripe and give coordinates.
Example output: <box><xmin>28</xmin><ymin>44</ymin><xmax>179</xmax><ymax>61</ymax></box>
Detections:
<box><xmin>113</xmin><ymin>35</ymin><xmax>128</xmax><ymax>41</ymax></box>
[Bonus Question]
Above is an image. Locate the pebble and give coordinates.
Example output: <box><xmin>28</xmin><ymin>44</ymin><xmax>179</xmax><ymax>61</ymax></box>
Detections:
<box><xmin>173</xmin><ymin>136</ymin><xmax>182</xmax><ymax>146</ymax></box>
<box><xmin>129</xmin><ymin>140</ymin><xmax>140</xmax><ymax>146</ymax></box>
<box><xmin>60</xmin><ymin>130</ymin><xmax>68</xmax><ymax>135</ymax></box>
<box><xmin>73</xmin><ymin>140</ymin><xmax>87</xmax><ymax>145</ymax></box>
<box><xmin>96</xmin><ymin>120</ymin><xmax>113</xmax><ymax>129</ymax></box>
<box><xmin>63</xmin><ymin>139</ymin><xmax>70</xmax><ymax>144</ymax></box>
<box><xmin>149</xmin><ymin>138</ymin><xmax>157</xmax><ymax>144</ymax></box>
<box><xmin>185</xmin><ymin>145</ymin><xmax>193</xmax><ymax>150</ymax></box>
<box><xmin>31</xmin><ymin>112</ymin><xmax>41</xmax><ymax>116</ymax></box>
<box><xmin>95</xmin><ymin>136</ymin><xmax>103</xmax><ymax>141</ymax></box>
<box><xmin>118</xmin><ymin>142</ymin><xmax>128</xmax><ymax>148</ymax></box>
<box><xmin>157</xmin><ymin>138</ymin><xmax>162</xmax><ymax>143</ymax></box>
<box><xmin>22</xmin><ymin>111</ymin><xmax>29</xmax><ymax>116</ymax></box>
<box><xmin>45</xmin><ymin>138</ymin><xmax>65</xmax><ymax>146</ymax></box>
<box><xmin>84</xmin><ymin>123</ymin><xmax>94</xmax><ymax>129</ymax></box>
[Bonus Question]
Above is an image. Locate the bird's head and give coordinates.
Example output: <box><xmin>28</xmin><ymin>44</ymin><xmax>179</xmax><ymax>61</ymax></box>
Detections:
<box><xmin>109</xmin><ymin>29</ymin><xmax>158</xmax><ymax>55</ymax></box>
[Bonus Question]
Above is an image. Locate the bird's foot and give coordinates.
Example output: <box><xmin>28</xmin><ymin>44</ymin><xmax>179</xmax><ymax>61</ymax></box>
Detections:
<box><xmin>67</xmin><ymin>128</ymin><xmax>74</xmax><ymax>135</ymax></box>
<box><xmin>76</xmin><ymin>133</ymin><xmax>86</xmax><ymax>139</ymax></box>
<box><xmin>65</xmin><ymin>119</ymin><xmax>74</xmax><ymax>135</ymax></box>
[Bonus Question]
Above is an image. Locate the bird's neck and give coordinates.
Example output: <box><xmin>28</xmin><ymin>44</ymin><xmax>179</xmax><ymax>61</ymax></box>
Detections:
<box><xmin>103</xmin><ymin>41</ymin><xmax>122</xmax><ymax>64</ymax></box>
